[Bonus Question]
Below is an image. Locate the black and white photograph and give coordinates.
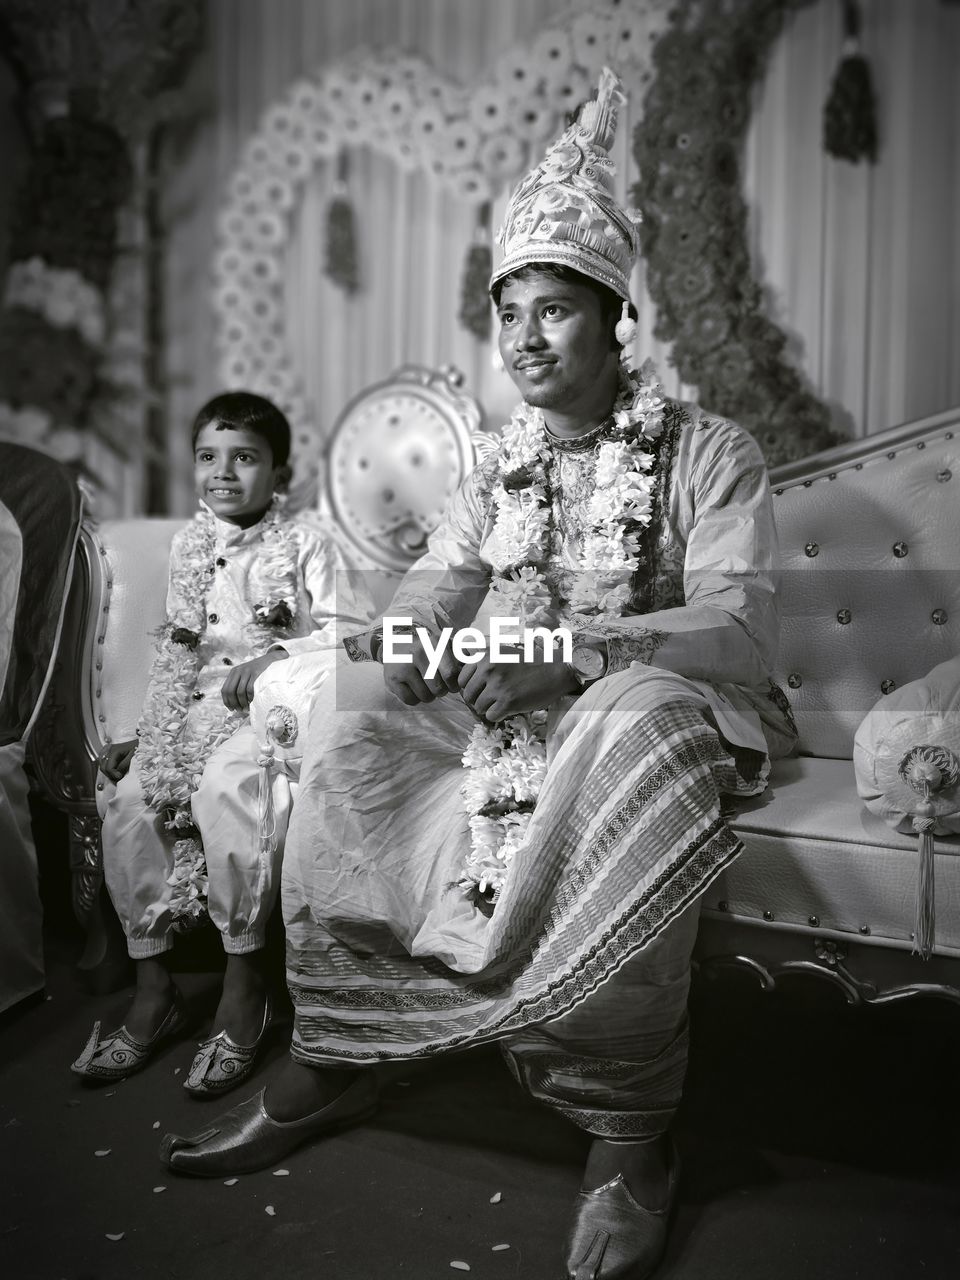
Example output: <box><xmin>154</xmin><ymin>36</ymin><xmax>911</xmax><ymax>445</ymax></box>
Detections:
<box><xmin>1</xmin><ymin>1</ymin><xmax>959</xmax><ymax>1277</ymax></box>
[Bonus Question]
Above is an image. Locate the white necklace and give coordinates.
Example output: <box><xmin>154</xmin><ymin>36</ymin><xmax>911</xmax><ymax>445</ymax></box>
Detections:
<box><xmin>459</xmin><ymin>363</ymin><xmax>667</xmax><ymax>907</ymax></box>
<box><xmin>135</xmin><ymin>498</ymin><xmax>302</xmax><ymax>926</ymax></box>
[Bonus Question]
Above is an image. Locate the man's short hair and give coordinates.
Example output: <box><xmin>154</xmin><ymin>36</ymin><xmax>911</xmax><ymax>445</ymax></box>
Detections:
<box><xmin>191</xmin><ymin>392</ymin><xmax>291</xmax><ymax>467</ymax></box>
<box><xmin>489</xmin><ymin>262</ymin><xmax>637</xmax><ymax>333</ymax></box>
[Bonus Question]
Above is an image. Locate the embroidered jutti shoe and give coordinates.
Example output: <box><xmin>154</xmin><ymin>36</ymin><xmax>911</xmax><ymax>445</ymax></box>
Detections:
<box><xmin>160</xmin><ymin>1073</ymin><xmax>379</xmax><ymax>1177</ymax></box>
<box><xmin>183</xmin><ymin>994</ymin><xmax>275</xmax><ymax>1098</ymax></box>
<box><xmin>71</xmin><ymin>988</ymin><xmax>189</xmax><ymax>1083</ymax></box>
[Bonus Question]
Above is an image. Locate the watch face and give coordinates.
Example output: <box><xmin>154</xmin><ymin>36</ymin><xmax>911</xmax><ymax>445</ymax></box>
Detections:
<box><xmin>572</xmin><ymin>643</ymin><xmax>605</xmax><ymax>680</ymax></box>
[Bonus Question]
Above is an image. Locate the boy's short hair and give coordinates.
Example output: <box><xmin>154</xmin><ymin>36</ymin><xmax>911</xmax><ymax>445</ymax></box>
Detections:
<box><xmin>191</xmin><ymin>392</ymin><xmax>291</xmax><ymax>467</ymax></box>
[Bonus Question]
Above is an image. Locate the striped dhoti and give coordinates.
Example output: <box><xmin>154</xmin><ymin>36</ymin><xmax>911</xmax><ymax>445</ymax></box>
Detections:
<box><xmin>281</xmin><ymin>656</ymin><xmax>793</xmax><ymax>1136</ymax></box>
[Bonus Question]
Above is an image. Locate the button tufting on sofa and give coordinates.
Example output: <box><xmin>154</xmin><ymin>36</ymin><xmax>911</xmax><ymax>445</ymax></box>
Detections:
<box><xmin>804</xmin><ymin>542</ymin><xmax>819</xmax><ymax>557</ymax></box>
<box><xmin>699</xmin><ymin>406</ymin><xmax>960</xmax><ymax>1003</ymax></box>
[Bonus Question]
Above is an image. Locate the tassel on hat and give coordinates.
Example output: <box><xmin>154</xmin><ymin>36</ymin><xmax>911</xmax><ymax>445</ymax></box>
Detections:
<box><xmin>823</xmin><ymin>0</ymin><xmax>878</xmax><ymax>164</ymax></box>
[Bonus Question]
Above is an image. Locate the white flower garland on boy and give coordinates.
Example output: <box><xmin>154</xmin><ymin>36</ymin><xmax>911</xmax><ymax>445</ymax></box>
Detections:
<box><xmin>459</xmin><ymin>361</ymin><xmax>666</xmax><ymax>906</ymax></box>
<box><xmin>135</xmin><ymin>498</ymin><xmax>301</xmax><ymax>925</ymax></box>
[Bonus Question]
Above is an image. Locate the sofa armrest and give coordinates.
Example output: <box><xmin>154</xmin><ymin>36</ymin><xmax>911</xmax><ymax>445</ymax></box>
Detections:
<box><xmin>28</xmin><ymin>517</ymin><xmax>181</xmax><ymax>989</ymax></box>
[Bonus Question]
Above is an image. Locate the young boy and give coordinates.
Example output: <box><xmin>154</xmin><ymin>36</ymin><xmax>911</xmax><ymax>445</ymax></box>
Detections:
<box><xmin>72</xmin><ymin>391</ymin><xmax>372</xmax><ymax>1095</ymax></box>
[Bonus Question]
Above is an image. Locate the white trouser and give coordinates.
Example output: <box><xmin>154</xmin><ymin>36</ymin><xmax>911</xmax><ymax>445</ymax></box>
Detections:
<box><xmin>99</xmin><ymin>724</ymin><xmax>293</xmax><ymax>959</ymax></box>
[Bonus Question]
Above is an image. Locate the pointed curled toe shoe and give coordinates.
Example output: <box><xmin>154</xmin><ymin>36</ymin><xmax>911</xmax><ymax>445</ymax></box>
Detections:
<box><xmin>159</xmin><ymin>1072</ymin><xmax>379</xmax><ymax>1178</ymax></box>
<box><xmin>565</xmin><ymin>1144</ymin><xmax>680</xmax><ymax>1280</ymax></box>
<box><xmin>71</xmin><ymin>989</ymin><xmax>189</xmax><ymax>1083</ymax></box>
<box><xmin>183</xmin><ymin>994</ymin><xmax>275</xmax><ymax>1098</ymax></box>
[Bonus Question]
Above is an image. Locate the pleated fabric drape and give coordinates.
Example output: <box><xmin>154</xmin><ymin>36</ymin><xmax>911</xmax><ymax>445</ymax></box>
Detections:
<box><xmin>161</xmin><ymin>0</ymin><xmax>960</xmax><ymax>512</ymax></box>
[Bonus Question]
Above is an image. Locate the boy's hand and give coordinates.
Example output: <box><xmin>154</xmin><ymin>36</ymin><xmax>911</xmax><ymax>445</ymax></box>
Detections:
<box><xmin>98</xmin><ymin>738</ymin><xmax>138</xmax><ymax>783</ymax></box>
<box><xmin>221</xmin><ymin>649</ymin><xmax>289</xmax><ymax>712</ymax></box>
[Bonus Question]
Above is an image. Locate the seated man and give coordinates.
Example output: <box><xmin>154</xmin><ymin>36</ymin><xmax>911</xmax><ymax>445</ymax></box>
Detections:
<box><xmin>162</xmin><ymin>69</ymin><xmax>797</xmax><ymax>1280</ymax></box>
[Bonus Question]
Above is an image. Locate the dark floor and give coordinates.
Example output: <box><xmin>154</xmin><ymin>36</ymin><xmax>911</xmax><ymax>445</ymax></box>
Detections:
<box><xmin>3</xmin><ymin>810</ymin><xmax>960</xmax><ymax>1280</ymax></box>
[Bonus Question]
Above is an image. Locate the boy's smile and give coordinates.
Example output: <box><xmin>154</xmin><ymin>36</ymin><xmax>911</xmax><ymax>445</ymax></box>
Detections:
<box><xmin>193</xmin><ymin>423</ymin><xmax>283</xmax><ymax>528</ymax></box>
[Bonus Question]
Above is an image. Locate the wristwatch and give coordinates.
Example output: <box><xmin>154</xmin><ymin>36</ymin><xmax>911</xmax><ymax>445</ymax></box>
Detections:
<box><xmin>569</xmin><ymin>639</ymin><xmax>608</xmax><ymax>687</ymax></box>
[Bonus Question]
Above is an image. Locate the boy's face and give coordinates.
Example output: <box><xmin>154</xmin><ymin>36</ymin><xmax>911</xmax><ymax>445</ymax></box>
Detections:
<box><xmin>193</xmin><ymin>423</ymin><xmax>284</xmax><ymax>528</ymax></box>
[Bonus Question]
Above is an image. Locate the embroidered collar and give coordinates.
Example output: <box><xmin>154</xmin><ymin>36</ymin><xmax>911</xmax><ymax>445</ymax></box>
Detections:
<box><xmin>201</xmin><ymin>502</ymin><xmax>275</xmax><ymax>549</ymax></box>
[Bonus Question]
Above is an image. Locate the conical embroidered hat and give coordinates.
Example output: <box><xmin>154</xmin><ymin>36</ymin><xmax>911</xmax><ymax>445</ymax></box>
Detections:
<box><xmin>489</xmin><ymin>66</ymin><xmax>640</xmax><ymax>303</ymax></box>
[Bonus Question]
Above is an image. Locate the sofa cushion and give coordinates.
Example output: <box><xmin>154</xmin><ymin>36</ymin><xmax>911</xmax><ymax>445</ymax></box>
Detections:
<box><xmin>92</xmin><ymin>519</ymin><xmax>181</xmax><ymax>743</ymax></box>
<box><xmin>714</xmin><ymin>756</ymin><xmax>960</xmax><ymax>954</ymax></box>
<box><xmin>853</xmin><ymin>654</ymin><xmax>960</xmax><ymax>836</ymax></box>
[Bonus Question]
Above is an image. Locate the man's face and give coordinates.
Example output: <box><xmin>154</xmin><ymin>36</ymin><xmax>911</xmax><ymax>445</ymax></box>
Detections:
<box><xmin>496</xmin><ymin>270</ymin><xmax>619</xmax><ymax>425</ymax></box>
<box><xmin>193</xmin><ymin>423</ymin><xmax>282</xmax><ymax>527</ymax></box>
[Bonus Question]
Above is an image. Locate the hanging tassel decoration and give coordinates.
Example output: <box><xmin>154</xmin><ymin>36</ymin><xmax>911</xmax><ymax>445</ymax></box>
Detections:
<box><xmin>912</xmin><ymin>799</ymin><xmax>936</xmax><ymax>962</ymax></box>
<box><xmin>823</xmin><ymin>0</ymin><xmax>878</xmax><ymax>164</ymax></box>
<box><xmin>325</xmin><ymin>150</ymin><xmax>360</xmax><ymax>295</ymax></box>
<box><xmin>458</xmin><ymin>202</ymin><xmax>493</xmax><ymax>342</ymax></box>
<box><xmin>898</xmin><ymin>748</ymin><xmax>959</xmax><ymax>961</ymax></box>
<box><xmin>257</xmin><ymin>744</ymin><xmax>278</xmax><ymax>856</ymax></box>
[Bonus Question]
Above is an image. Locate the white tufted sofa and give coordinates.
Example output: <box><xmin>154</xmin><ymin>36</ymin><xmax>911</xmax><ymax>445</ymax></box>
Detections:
<box><xmin>701</xmin><ymin>405</ymin><xmax>960</xmax><ymax>1004</ymax></box>
<box><xmin>31</xmin><ymin>377</ymin><xmax>960</xmax><ymax>1001</ymax></box>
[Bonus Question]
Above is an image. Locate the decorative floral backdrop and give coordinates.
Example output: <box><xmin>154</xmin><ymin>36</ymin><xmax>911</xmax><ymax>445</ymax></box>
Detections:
<box><xmin>634</xmin><ymin>0</ymin><xmax>843</xmax><ymax>465</ymax></box>
<box><xmin>1</xmin><ymin>0</ymin><xmax>958</xmax><ymax>511</ymax></box>
<box><xmin>0</xmin><ymin>0</ymin><xmax>203</xmax><ymax>509</ymax></box>
<box><xmin>208</xmin><ymin>1</ymin><xmax>673</xmax><ymax>499</ymax></box>
<box><xmin>153</xmin><ymin>0</ymin><xmax>960</xmax><ymax>514</ymax></box>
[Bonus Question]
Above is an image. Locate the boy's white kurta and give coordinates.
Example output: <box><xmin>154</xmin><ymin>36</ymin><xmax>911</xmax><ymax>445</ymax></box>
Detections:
<box><xmin>100</xmin><ymin>510</ymin><xmax>373</xmax><ymax>958</ymax></box>
<box><xmin>280</xmin><ymin>403</ymin><xmax>797</xmax><ymax>1138</ymax></box>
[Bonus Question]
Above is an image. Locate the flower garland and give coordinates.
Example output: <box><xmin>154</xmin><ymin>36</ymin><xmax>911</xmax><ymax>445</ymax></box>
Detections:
<box><xmin>459</xmin><ymin>363</ymin><xmax>666</xmax><ymax>905</ymax></box>
<box><xmin>135</xmin><ymin>501</ymin><xmax>301</xmax><ymax>925</ymax></box>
